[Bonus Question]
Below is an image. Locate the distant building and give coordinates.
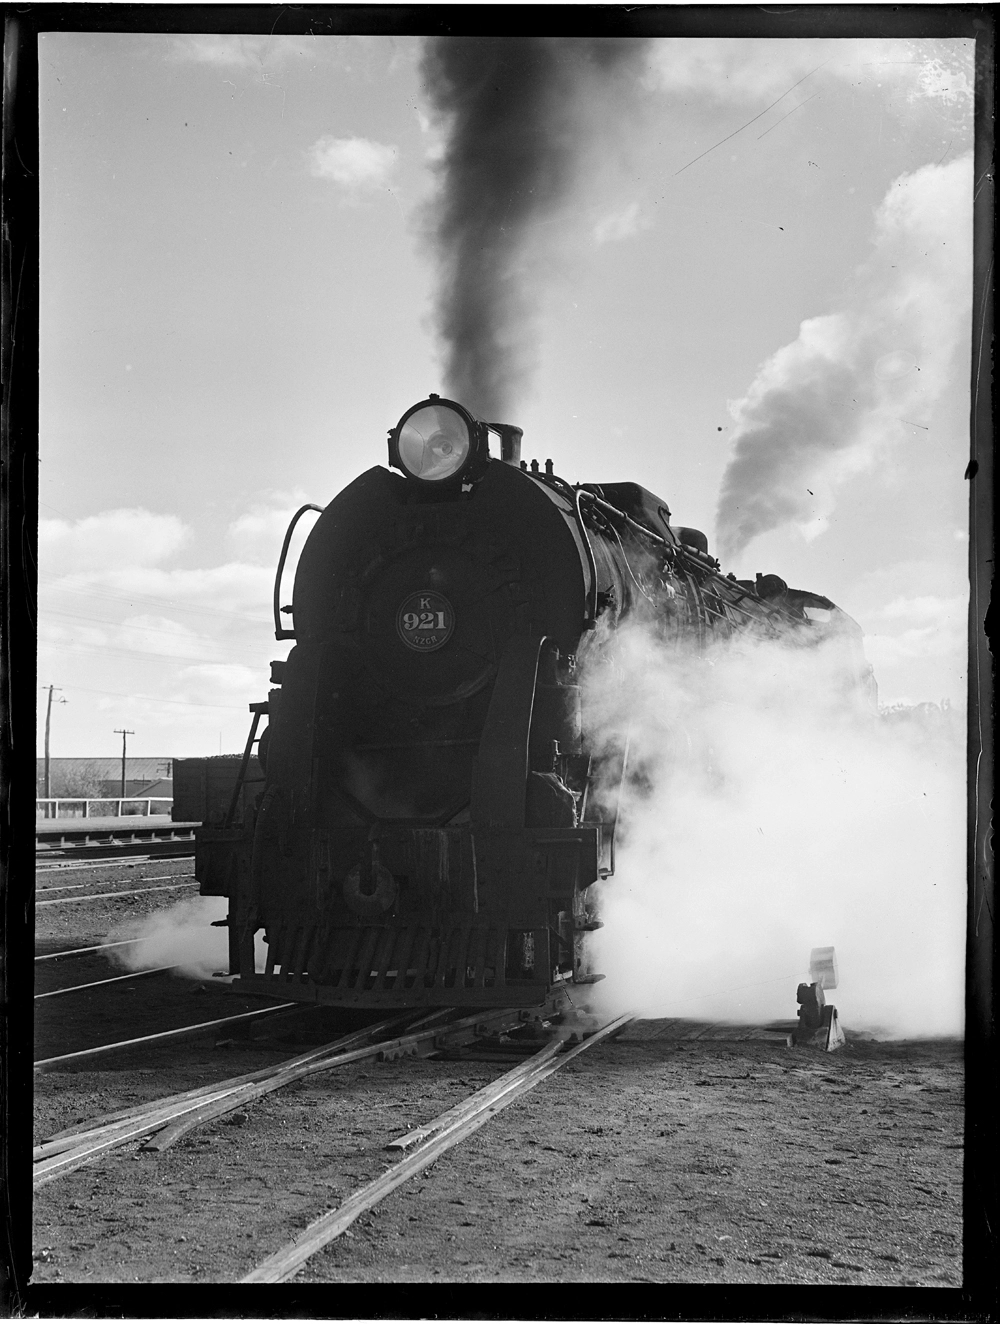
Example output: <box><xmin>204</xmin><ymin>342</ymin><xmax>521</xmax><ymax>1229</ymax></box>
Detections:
<box><xmin>36</xmin><ymin>757</ymin><xmax>174</xmax><ymax>800</ymax></box>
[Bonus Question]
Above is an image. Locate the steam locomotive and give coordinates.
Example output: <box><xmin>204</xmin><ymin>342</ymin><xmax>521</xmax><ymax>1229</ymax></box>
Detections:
<box><xmin>184</xmin><ymin>397</ymin><xmax>874</xmax><ymax>1013</ymax></box>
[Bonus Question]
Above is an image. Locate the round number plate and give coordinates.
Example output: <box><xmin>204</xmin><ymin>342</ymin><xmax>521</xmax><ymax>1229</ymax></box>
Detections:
<box><xmin>396</xmin><ymin>590</ymin><xmax>455</xmax><ymax>652</ymax></box>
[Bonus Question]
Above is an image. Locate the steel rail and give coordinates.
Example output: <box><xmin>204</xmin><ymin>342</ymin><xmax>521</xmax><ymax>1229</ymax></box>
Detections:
<box><xmin>35</xmin><ymin>1011</ymin><xmax>430</xmax><ymax>1158</ymax></box>
<box><xmin>32</xmin><ymin>1005</ymin><xmax>529</xmax><ymax>1182</ymax></box>
<box><xmin>35</xmin><ymin>1011</ymin><xmax>467</xmax><ymax>1182</ymax></box>
<box><xmin>35</xmin><ymin>881</ymin><xmax>199</xmax><ymax>907</ymax></box>
<box><xmin>33</xmin><ymin>1000</ymin><xmax>300</xmax><ymax>1072</ymax></box>
<box><xmin>32</xmin><ymin>1014</ymin><xmax>408</xmax><ymax>1186</ymax></box>
<box><xmin>37</xmin><ymin>870</ymin><xmax>194</xmax><ymax>894</ymax></box>
<box><xmin>33</xmin><ymin>1000</ymin><xmax>516</xmax><ymax>1076</ymax></box>
<box><xmin>35</xmin><ymin>937</ymin><xmax>155</xmax><ymax>962</ymax></box>
<box><xmin>34</xmin><ymin>966</ymin><xmax>177</xmax><ymax>1000</ymax></box>
<box><xmin>241</xmin><ymin>1013</ymin><xmax>634</xmax><ymax>1283</ymax></box>
<box><xmin>139</xmin><ymin>1007</ymin><xmax>457</xmax><ymax>1154</ymax></box>
<box><xmin>36</xmin><ymin>855</ymin><xmax>194</xmax><ymax>875</ymax></box>
<box><xmin>385</xmin><ymin>1036</ymin><xmax>565</xmax><ymax>1152</ymax></box>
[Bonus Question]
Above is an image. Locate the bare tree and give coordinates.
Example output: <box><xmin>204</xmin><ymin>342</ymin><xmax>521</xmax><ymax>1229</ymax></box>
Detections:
<box><xmin>50</xmin><ymin>762</ymin><xmax>107</xmax><ymax>799</ymax></box>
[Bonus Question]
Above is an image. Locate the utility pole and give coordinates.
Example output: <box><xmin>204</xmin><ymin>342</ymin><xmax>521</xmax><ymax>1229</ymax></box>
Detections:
<box><xmin>42</xmin><ymin>685</ymin><xmax>66</xmax><ymax>799</ymax></box>
<box><xmin>114</xmin><ymin>729</ymin><xmax>134</xmax><ymax>800</ymax></box>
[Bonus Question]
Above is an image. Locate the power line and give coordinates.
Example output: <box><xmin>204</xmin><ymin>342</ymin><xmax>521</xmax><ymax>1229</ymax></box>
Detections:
<box><xmin>674</xmin><ymin>61</ymin><xmax>829</xmax><ymax>176</ymax></box>
<box><xmin>37</xmin><ymin>637</ymin><xmax>262</xmax><ymax>668</ymax></box>
<box><xmin>41</xmin><ymin>606</ymin><xmax>265</xmax><ymax>645</ymax></box>
<box><xmin>36</xmin><ymin>682</ymin><xmax>249</xmax><ymax>711</ymax></box>
<box><xmin>755</xmin><ymin>92</ymin><xmax>820</xmax><ymax>141</ymax></box>
<box><xmin>37</xmin><ymin>579</ymin><xmax>268</xmax><ymax>624</ymax></box>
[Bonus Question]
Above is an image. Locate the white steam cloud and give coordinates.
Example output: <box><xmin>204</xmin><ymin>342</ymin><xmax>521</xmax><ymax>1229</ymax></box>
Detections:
<box><xmin>579</xmin><ymin>622</ymin><xmax>965</xmax><ymax>1039</ymax></box>
<box><xmin>716</xmin><ymin>154</ymin><xmax>973</xmax><ymax>560</ymax></box>
<box><xmin>110</xmin><ymin>894</ymin><xmax>266</xmax><ymax>980</ymax></box>
<box><xmin>307</xmin><ymin>135</ymin><xmax>397</xmax><ymax>190</ymax></box>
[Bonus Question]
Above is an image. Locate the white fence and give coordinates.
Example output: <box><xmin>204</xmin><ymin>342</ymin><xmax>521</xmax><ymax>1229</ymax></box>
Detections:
<box><xmin>36</xmin><ymin>798</ymin><xmax>174</xmax><ymax>820</ymax></box>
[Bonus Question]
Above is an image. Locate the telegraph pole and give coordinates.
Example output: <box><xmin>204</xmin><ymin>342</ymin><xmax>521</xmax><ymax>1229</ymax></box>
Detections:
<box><xmin>42</xmin><ymin>685</ymin><xmax>66</xmax><ymax>799</ymax></box>
<box><xmin>114</xmin><ymin>728</ymin><xmax>134</xmax><ymax>799</ymax></box>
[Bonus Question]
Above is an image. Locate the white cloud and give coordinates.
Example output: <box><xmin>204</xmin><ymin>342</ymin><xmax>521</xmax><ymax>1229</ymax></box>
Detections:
<box><xmin>307</xmin><ymin>135</ymin><xmax>397</xmax><ymax>190</ymax></box>
<box><xmin>592</xmin><ymin>202</ymin><xmax>653</xmax><ymax>246</ymax></box>
<box><xmin>644</xmin><ymin>37</ymin><xmax>973</xmax><ymax>114</ymax></box>
<box><xmin>863</xmin><ymin>592</ymin><xmax>968</xmax><ymax>669</ymax></box>
<box><xmin>35</xmin><ymin>516</ymin><xmax>291</xmax><ymax>751</ymax></box>
<box><xmin>116</xmin><ymin>615</ymin><xmax>220</xmax><ymax>661</ymax></box>
<box><xmin>227</xmin><ymin>494</ymin><xmax>319</xmax><ymax>562</ymax></box>
<box><xmin>45</xmin><ymin>563</ymin><xmax>275</xmax><ymax>616</ymax></box>
<box><xmin>39</xmin><ymin>509</ymin><xmax>191</xmax><ymax>576</ymax></box>
<box><xmin>168</xmin><ymin>35</ymin><xmax>310</xmax><ymax>70</ymax></box>
<box><xmin>167</xmin><ymin>663</ymin><xmax>267</xmax><ymax>727</ymax></box>
<box><xmin>865</xmin><ymin>631</ymin><xmax>964</xmax><ymax>674</ymax></box>
<box><xmin>874</xmin><ymin>592</ymin><xmax>968</xmax><ymax>626</ymax></box>
<box><xmin>39</xmin><ymin>619</ymin><xmax>109</xmax><ymax>652</ymax></box>
<box><xmin>179</xmin><ymin>662</ymin><xmax>261</xmax><ymax>691</ymax></box>
<box><xmin>38</xmin><ymin>613</ymin><xmax>226</xmax><ymax>668</ymax></box>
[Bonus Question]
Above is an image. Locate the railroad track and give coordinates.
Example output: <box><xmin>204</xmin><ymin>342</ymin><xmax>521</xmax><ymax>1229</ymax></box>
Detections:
<box><xmin>32</xmin><ymin>1000</ymin><xmax>631</xmax><ymax>1282</ymax></box>
<box><xmin>241</xmin><ymin>1012</ymin><xmax>631</xmax><ymax>1282</ymax></box>
<box><xmin>36</xmin><ymin>848</ymin><xmax>196</xmax><ymax>897</ymax></box>
<box><xmin>35</xmin><ymin>857</ymin><xmax>206</xmax><ymax>1000</ymax></box>
<box><xmin>31</xmin><ymin>844</ymin><xmax>629</xmax><ymax>1284</ymax></box>
<box><xmin>36</xmin><ymin>852</ymin><xmax>195</xmax><ymax>875</ymax></box>
<box><xmin>35</xmin><ymin>876</ymin><xmax>199</xmax><ymax>908</ymax></box>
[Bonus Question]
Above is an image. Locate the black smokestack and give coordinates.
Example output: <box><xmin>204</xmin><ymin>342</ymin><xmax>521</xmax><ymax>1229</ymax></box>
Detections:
<box><xmin>421</xmin><ymin>37</ymin><xmax>647</xmax><ymax>420</ymax></box>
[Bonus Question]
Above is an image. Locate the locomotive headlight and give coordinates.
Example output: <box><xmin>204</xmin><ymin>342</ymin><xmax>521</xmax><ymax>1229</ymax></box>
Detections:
<box><xmin>389</xmin><ymin>397</ymin><xmax>488</xmax><ymax>486</ymax></box>
<box><xmin>399</xmin><ymin>405</ymin><xmax>469</xmax><ymax>479</ymax></box>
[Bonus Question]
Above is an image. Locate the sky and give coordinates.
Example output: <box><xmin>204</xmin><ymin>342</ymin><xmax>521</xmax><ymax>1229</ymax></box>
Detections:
<box><xmin>37</xmin><ymin>32</ymin><xmax>976</xmax><ymax>759</ymax></box>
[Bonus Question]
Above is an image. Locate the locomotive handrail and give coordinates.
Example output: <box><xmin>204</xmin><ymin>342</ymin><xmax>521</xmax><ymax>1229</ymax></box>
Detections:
<box><xmin>578</xmin><ymin>488</ymin><xmax>671</xmax><ymax>552</ymax></box>
<box><xmin>602</xmin><ymin>519</ymin><xmax>658</xmax><ymax>606</ymax></box>
<box><xmin>273</xmin><ymin>504</ymin><xmax>324</xmax><ymax>640</ymax></box>
<box><xmin>579</xmin><ymin>488</ymin><xmax>724</xmax><ymax>577</ymax></box>
<box><xmin>674</xmin><ymin>542</ymin><xmax>722</xmax><ymax>573</ymax></box>
<box><xmin>573</xmin><ymin>489</ymin><xmax>600</xmax><ymax>628</ymax></box>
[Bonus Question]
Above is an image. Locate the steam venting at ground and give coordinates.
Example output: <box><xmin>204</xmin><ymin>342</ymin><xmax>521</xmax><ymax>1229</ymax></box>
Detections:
<box><xmin>579</xmin><ymin>621</ymin><xmax>965</xmax><ymax>1038</ymax></box>
<box><xmin>716</xmin><ymin>154</ymin><xmax>972</xmax><ymax>560</ymax></box>
<box><xmin>420</xmin><ymin>37</ymin><xmax>648</xmax><ymax>420</ymax></box>
<box><xmin>110</xmin><ymin>894</ymin><xmax>266</xmax><ymax>980</ymax></box>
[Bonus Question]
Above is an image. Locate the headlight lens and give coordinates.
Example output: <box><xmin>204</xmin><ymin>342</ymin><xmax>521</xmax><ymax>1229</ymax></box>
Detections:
<box><xmin>397</xmin><ymin>404</ymin><xmax>472</xmax><ymax>481</ymax></box>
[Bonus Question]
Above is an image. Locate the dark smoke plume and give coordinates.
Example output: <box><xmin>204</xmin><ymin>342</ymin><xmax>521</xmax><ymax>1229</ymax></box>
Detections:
<box><xmin>421</xmin><ymin>37</ymin><xmax>647</xmax><ymax>420</ymax></box>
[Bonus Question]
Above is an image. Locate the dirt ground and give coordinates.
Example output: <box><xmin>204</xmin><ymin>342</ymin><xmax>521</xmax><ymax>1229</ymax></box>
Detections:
<box><xmin>32</xmin><ymin>861</ymin><xmax>964</xmax><ymax>1287</ymax></box>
